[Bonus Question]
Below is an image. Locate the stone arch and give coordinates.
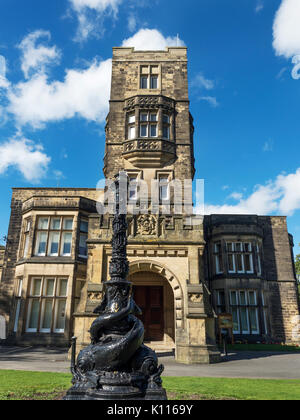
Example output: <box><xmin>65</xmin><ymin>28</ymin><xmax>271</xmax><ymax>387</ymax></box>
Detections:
<box><xmin>129</xmin><ymin>260</ymin><xmax>184</xmax><ymax>329</ymax></box>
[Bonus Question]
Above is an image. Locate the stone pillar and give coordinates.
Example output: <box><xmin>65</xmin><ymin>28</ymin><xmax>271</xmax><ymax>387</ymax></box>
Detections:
<box><xmin>175</xmin><ymin>246</ymin><xmax>220</xmax><ymax>364</ymax></box>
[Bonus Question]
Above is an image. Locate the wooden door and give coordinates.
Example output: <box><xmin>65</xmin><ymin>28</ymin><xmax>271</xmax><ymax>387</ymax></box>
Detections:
<box><xmin>133</xmin><ymin>286</ymin><xmax>164</xmax><ymax>341</ymax></box>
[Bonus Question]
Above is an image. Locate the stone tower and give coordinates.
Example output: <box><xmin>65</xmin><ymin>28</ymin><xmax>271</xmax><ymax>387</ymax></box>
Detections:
<box><xmin>72</xmin><ymin>47</ymin><xmax>220</xmax><ymax>364</ymax></box>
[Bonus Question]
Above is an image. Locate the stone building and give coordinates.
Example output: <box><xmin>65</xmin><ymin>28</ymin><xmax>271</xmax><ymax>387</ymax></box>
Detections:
<box><xmin>0</xmin><ymin>246</ymin><xmax>5</xmax><ymax>288</ymax></box>
<box><xmin>0</xmin><ymin>47</ymin><xmax>299</xmax><ymax>363</ymax></box>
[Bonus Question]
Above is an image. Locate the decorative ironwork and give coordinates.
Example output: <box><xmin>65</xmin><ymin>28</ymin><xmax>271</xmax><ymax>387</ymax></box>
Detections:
<box><xmin>64</xmin><ymin>172</ymin><xmax>167</xmax><ymax>400</ymax></box>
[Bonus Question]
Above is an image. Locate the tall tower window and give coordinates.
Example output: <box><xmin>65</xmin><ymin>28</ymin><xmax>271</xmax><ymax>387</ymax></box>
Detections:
<box><xmin>127</xmin><ymin>113</ymin><xmax>136</xmax><ymax>139</ymax></box>
<box><xmin>140</xmin><ymin>76</ymin><xmax>148</xmax><ymax>89</ymax></box>
<box><xmin>150</xmin><ymin>75</ymin><xmax>158</xmax><ymax>89</ymax></box>
<box><xmin>140</xmin><ymin>65</ymin><xmax>160</xmax><ymax>90</ymax></box>
<box><xmin>163</xmin><ymin>114</ymin><xmax>171</xmax><ymax>139</ymax></box>
<box><xmin>159</xmin><ymin>175</ymin><xmax>170</xmax><ymax>201</ymax></box>
<box><xmin>139</xmin><ymin>112</ymin><xmax>158</xmax><ymax>138</ymax></box>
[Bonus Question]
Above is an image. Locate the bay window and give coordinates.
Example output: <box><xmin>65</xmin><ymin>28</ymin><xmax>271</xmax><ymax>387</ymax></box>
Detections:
<box><xmin>139</xmin><ymin>112</ymin><xmax>158</xmax><ymax>138</ymax></box>
<box><xmin>230</xmin><ymin>290</ymin><xmax>260</xmax><ymax>335</ymax></box>
<box><xmin>34</xmin><ymin>216</ymin><xmax>73</xmax><ymax>257</ymax></box>
<box><xmin>23</xmin><ymin>219</ymin><xmax>31</xmax><ymax>258</ymax></box>
<box><xmin>26</xmin><ymin>277</ymin><xmax>68</xmax><ymax>334</ymax></box>
<box><xmin>163</xmin><ymin>114</ymin><xmax>170</xmax><ymax>139</ymax></box>
<box><xmin>226</xmin><ymin>242</ymin><xmax>254</xmax><ymax>274</ymax></box>
<box><xmin>214</xmin><ymin>242</ymin><xmax>223</xmax><ymax>274</ymax></box>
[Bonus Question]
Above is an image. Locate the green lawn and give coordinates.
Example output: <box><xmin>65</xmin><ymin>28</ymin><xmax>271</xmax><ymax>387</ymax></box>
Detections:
<box><xmin>0</xmin><ymin>370</ymin><xmax>300</xmax><ymax>400</ymax></box>
<box><xmin>228</xmin><ymin>344</ymin><xmax>300</xmax><ymax>353</ymax></box>
<box><xmin>163</xmin><ymin>377</ymin><xmax>300</xmax><ymax>400</ymax></box>
<box><xmin>0</xmin><ymin>370</ymin><xmax>71</xmax><ymax>400</ymax></box>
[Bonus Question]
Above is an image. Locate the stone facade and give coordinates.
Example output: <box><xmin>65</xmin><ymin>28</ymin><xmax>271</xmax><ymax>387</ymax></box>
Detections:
<box><xmin>0</xmin><ymin>47</ymin><xmax>299</xmax><ymax>362</ymax></box>
<box><xmin>0</xmin><ymin>246</ymin><xmax>5</xmax><ymax>284</ymax></box>
<box><xmin>205</xmin><ymin>215</ymin><xmax>300</xmax><ymax>344</ymax></box>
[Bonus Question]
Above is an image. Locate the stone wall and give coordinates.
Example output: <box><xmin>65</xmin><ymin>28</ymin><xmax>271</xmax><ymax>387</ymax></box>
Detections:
<box><xmin>0</xmin><ymin>188</ymin><xmax>100</xmax><ymax>344</ymax></box>
<box><xmin>204</xmin><ymin>214</ymin><xmax>300</xmax><ymax>344</ymax></box>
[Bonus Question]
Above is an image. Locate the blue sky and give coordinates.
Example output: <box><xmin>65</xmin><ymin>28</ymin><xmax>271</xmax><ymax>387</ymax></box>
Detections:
<box><xmin>0</xmin><ymin>0</ymin><xmax>300</xmax><ymax>256</ymax></box>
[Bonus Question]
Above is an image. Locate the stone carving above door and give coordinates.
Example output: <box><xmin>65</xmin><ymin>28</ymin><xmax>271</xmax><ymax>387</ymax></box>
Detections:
<box><xmin>137</xmin><ymin>214</ymin><xmax>157</xmax><ymax>236</ymax></box>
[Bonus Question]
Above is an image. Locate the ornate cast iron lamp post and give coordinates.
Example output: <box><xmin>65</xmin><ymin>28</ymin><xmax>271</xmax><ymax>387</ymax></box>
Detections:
<box><xmin>64</xmin><ymin>172</ymin><xmax>167</xmax><ymax>400</ymax></box>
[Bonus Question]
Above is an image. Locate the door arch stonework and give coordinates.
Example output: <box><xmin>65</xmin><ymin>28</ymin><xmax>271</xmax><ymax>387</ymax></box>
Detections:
<box><xmin>128</xmin><ymin>260</ymin><xmax>184</xmax><ymax>330</ymax></box>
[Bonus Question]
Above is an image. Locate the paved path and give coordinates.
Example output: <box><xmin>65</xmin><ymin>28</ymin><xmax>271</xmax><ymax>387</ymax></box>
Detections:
<box><xmin>0</xmin><ymin>346</ymin><xmax>300</xmax><ymax>380</ymax></box>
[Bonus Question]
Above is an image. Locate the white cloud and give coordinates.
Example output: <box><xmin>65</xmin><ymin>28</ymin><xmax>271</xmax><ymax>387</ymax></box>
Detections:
<box><xmin>273</xmin><ymin>0</ymin><xmax>300</xmax><ymax>79</ymax></box>
<box><xmin>228</xmin><ymin>192</ymin><xmax>243</xmax><ymax>201</ymax></box>
<box><xmin>18</xmin><ymin>31</ymin><xmax>61</xmax><ymax>79</ymax></box>
<box><xmin>192</xmin><ymin>73</ymin><xmax>215</xmax><ymax>90</ymax></box>
<box><xmin>273</xmin><ymin>0</ymin><xmax>300</xmax><ymax>59</ymax></box>
<box><xmin>70</xmin><ymin>0</ymin><xmax>121</xmax><ymax>12</ymax></box>
<box><xmin>69</xmin><ymin>0</ymin><xmax>123</xmax><ymax>41</ymax></box>
<box><xmin>0</xmin><ymin>55</ymin><xmax>9</xmax><ymax>89</ymax></box>
<box><xmin>53</xmin><ymin>169</ymin><xmax>64</xmax><ymax>180</ymax></box>
<box><xmin>203</xmin><ymin>168</ymin><xmax>300</xmax><ymax>216</ymax></box>
<box><xmin>128</xmin><ymin>13</ymin><xmax>137</xmax><ymax>32</ymax></box>
<box><xmin>0</xmin><ymin>135</ymin><xmax>50</xmax><ymax>182</ymax></box>
<box><xmin>7</xmin><ymin>58</ymin><xmax>112</xmax><ymax>128</ymax></box>
<box><xmin>122</xmin><ymin>29</ymin><xmax>185</xmax><ymax>50</ymax></box>
<box><xmin>255</xmin><ymin>1</ymin><xmax>264</xmax><ymax>14</ymax></box>
<box><xmin>2</xmin><ymin>28</ymin><xmax>187</xmax><ymax>129</ymax></box>
<box><xmin>263</xmin><ymin>139</ymin><xmax>274</xmax><ymax>152</ymax></box>
<box><xmin>199</xmin><ymin>96</ymin><xmax>219</xmax><ymax>108</ymax></box>
<box><xmin>0</xmin><ymin>55</ymin><xmax>7</xmax><ymax>79</ymax></box>
<box><xmin>276</xmin><ymin>66</ymin><xmax>288</xmax><ymax>80</ymax></box>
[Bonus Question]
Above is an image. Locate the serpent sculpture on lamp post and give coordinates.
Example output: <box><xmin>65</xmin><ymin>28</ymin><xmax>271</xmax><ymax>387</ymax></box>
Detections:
<box><xmin>64</xmin><ymin>172</ymin><xmax>167</xmax><ymax>400</ymax></box>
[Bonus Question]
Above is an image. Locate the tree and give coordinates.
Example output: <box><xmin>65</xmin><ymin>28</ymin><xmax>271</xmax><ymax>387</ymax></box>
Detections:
<box><xmin>296</xmin><ymin>253</ymin><xmax>300</xmax><ymax>282</ymax></box>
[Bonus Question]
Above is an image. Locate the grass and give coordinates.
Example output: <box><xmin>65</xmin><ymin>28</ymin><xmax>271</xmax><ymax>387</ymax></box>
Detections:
<box><xmin>0</xmin><ymin>370</ymin><xmax>300</xmax><ymax>400</ymax></box>
<box><xmin>163</xmin><ymin>377</ymin><xmax>300</xmax><ymax>400</ymax></box>
<box><xmin>0</xmin><ymin>370</ymin><xmax>71</xmax><ymax>400</ymax></box>
<box><xmin>228</xmin><ymin>344</ymin><xmax>300</xmax><ymax>352</ymax></box>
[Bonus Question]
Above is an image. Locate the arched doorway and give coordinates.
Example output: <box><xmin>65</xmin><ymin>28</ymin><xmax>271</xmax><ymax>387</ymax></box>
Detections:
<box><xmin>129</xmin><ymin>270</ymin><xmax>175</xmax><ymax>346</ymax></box>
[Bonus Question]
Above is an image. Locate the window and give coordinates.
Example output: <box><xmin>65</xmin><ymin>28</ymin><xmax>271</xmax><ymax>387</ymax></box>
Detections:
<box><xmin>257</xmin><ymin>244</ymin><xmax>262</xmax><ymax>276</ymax></box>
<box><xmin>226</xmin><ymin>241</ymin><xmax>254</xmax><ymax>274</ymax></box>
<box><xmin>34</xmin><ymin>216</ymin><xmax>73</xmax><ymax>257</ymax></box>
<box><xmin>216</xmin><ymin>290</ymin><xmax>226</xmax><ymax>314</ymax></box>
<box><xmin>150</xmin><ymin>75</ymin><xmax>158</xmax><ymax>89</ymax></box>
<box><xmin>140</xmin><ymin>76</ymin><xmax>148</xmax><ymax>89</ymax></box>
<box><xmin>262</xmin><ymin>291</ymin><xmax>268</xmax><ymax>334</ymax></box>
<box><xmin>128</xmin><ymin>175</ymin><xmax>138</xmax><ymax>200</ymax></box>
<box><xmin>78</xmin><ymin>219</ymin><xmax>88</xmax><ymax>258</ymax></box>
<box><xmin>163</xmin><ymin>114</ymin><xmax>170</xmax><ymax>139</ymax></box>
<box><xmin>139</xmin><ymin>112</ymin><xmax>158</xmax><ymax>138</ymax></box>
<box><xmin>140</xmin><ymin>65</ymin><xmax>159</xmax><ymax>90</ymax></box>
<box><xmin>159</xmin><ymin>175</ymin><xmax>170</xmax><ymax>201</ymax></box>
<box><xmin>22</xmin><ymin>219</ymin><xmax>31</xmax><ymax>258</ymax></box>
<box><xmin>230</xmin><ymin>290</ymin><xmax>260</xmax><ymax>335</ymax></box>
<box><xmin>214</xmin><ymin>242</ymin><xmax>223</xmax><ymax>274</ymax></box>
<box><xmin>127</xmin><ymin>113</ymin><xmax>136</xmax><ymax>139</ymax></box>
<box><xmin>14</xmin><ymin>278</ymin><xmax>23</xmax><ymax>333</ymax></box>
<box><xmin>26</xmin><ymin>277</ymin><xmax>68</xmax><ymax>334</ymax></box>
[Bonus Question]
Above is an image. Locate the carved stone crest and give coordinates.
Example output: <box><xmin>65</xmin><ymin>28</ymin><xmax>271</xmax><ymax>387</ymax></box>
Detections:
<box><xmin>189</xmin><ymin>294</ymin><xmax>203</xmax><ymax>304</ymax></box>
<box><xmin>137</xmin><ymin>214</ymin><xmax>157</xmax><ymax>236</ymax></box>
